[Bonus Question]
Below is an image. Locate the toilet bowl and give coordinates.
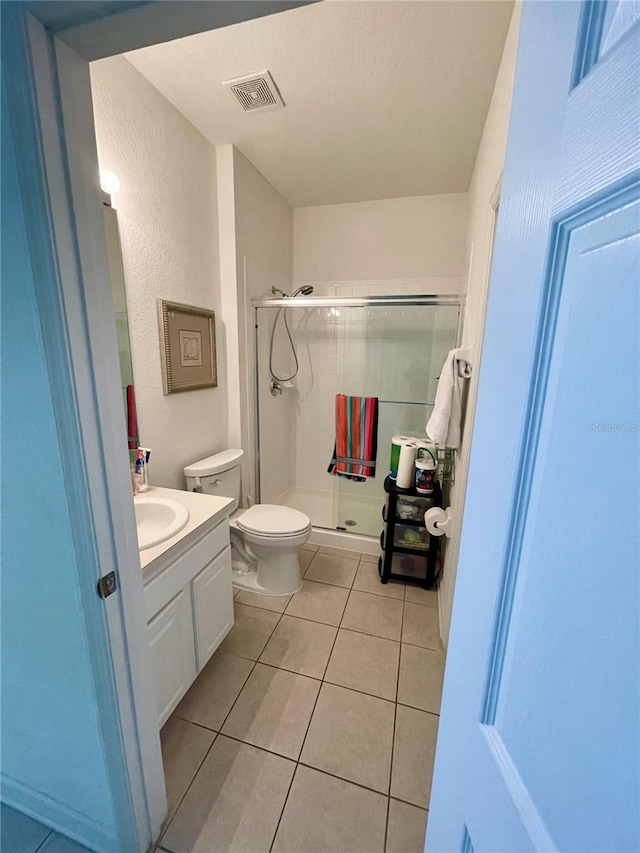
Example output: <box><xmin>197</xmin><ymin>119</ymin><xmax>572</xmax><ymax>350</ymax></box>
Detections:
<box><xmin>230</xmin><ymin>504</ymin><xmax>311</xmax><ymax>596</ymax></box>
<box><xmin>184</xmin><ymin>450</ymin><xmax>311</xmax><ymax>596</ymax></box>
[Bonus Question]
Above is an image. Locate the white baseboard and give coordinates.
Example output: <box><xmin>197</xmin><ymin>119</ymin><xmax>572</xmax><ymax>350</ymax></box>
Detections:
<box><xmin>0</xmin><ymin>773</ymin><xmax>113</xmax><ymax>853</ymax></box>
<box><xmin>308</xmin><ymin>527</ymin><xmax>380</xmax><ymax>556</ymax></box>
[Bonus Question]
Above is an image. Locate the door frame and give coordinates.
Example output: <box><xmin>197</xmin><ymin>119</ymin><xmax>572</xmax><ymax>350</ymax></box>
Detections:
<box><xmin>4</xmin><ymin>2</ymin><xmax>314</xmax><ymax>849</ymax></box>
<box><xmin>439</xmin><ymin>178</ymin><xmax>501</xmax><ymax>646</ymax></box>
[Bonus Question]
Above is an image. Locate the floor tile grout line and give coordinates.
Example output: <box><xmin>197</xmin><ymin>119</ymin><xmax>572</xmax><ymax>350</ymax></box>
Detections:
<box><xmin>340</xmin><ymin>585</ymin><xmax>404</xmax><ymax>643</ymax></box>
<box><xmin>171</xmin><ymin>714</ymin><xmax>218</xmax><ymax>734</ymax></box>
<box><xmin>267</xmin><ymin>610</ymin><xmax>342</xmax><ymax>630</ymax></box>
<box><xmin>389</xmin><ymin>795</ymin><xmax>430</xmax><ymax>813</ymax></box>
<box><xmin>258</xmin><ymin>616</ymin><xmax>403</xmax><ymax>701</ymax></box>
<box><xmin>287</xmin><ymin>579</ymin><xmax>400</xmax><ymax>841</ymax></box>
<box><xmin>251</xmin><ymin>658</ymin><xmax>323</xmax><ymax>685</ymax></box>
<box><xmin>267</xmin><ymin>613</ymin><xmax>343</xmax><ymax>853</ymax></box>
<box><xmin>405</xmin><ymin>594</ymin><xmax>438</xmax><ymax>608</ymax></box>
<box><xmin>254</xmin><ymin>600</ymin><xmax>405</xmax><ymax>643</ymax></box>
<box><xmin>225</xmin><ymin>652</ymin><xmax>402</xmax><ymax>705</ymax></box>
<box><xmin>296</xmin><ymin>761</ymin><xmax>391</xmax><ymax>799</ymax></box>
<box><xmin>338</xmin><ymin>624</ymin><xmax>401</xmax><ymax>644</ymax></box>
<box><xmin>217</xmin><ymin>607</ymin><xmax>287</xmax><ymax>731</ymax></box>
<box><xmin>161</xmin><ymin>609</ymin><xmax>288</xmax><ymax>850</ymax></box>
<box><xmin>157</xmin><ymin>731</ymin><xmax>219</xmax><ymax>849</ymax></box>
<box><xmin>400</xmin><ymin>638</ymin><xmax>443</xmax><ymax>652</ymax></box>
<box><xmin>396</xmin><ymin>702</ymin><xmax>441</xmax><ymax>719</ymax></box>
<box><xmin>160</xmin><ymin>759</ymin><xmax>425</xmax><ymax>853</ymax></box>
<box><xmin>383</xmin><ymin>790</ymin><xmax>391</xmax><ymax>853</ymax></box>
<box><xmin>322</xmin><ymin>673</ymin><xmax>398</xmax><ymax>704</ymax></box>
<box><xmin>210</xmin><ymin>730</ymin><xmax>299</xmax><ymax>765</ymax></box>
<box><xmin>387</xmin><ymin>589</ymin><xmax>406</xmax><ymax>812</ymax></box>
<box><xmin>307</xmin><ymin>550</ymin><xmax>361</xmax><ymax>569</ymax></box>
<box><xmin>267</xmin><ymin>759</ymin><xmax>299</xmax><ymax>853</ymax></box>
<box><xmin>306</xmin><ymin>560</ymin><xmax>406</xmax><ymax>600</ymax></box>
<box><xmin>174</xmin><ymin>655</ymin><xmax>440</xmax><ymax>723</ymax></box>
<box><xmin>304</xmin><ymin>553</ymin><xmax>406</xmax><ymax>596</ymax></box>
<box><xmin>245</xmin><ymin>594</ymin><xmax>439</xmax><ymax>651</ymax></box>
<box><xmin>301</xmin><ymin>575</ymin><xmax>356</xmax><ymax>591</ymax></box>
<box><xmin>168</xmin><ymin>718</ymin><xmax>442</xmax><ymax>798</ymax></box>
<box><xmin>163</xmin><ymin>572</ymin><xmax>435</xmax><ymax>850</ymax></box>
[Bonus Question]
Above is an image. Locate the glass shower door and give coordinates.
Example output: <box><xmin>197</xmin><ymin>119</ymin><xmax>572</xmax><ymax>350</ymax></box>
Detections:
<box><xmin>333</xmin><ymin>302</ymin><xmax>460</xmax><ymax>537</ymax></box>
<box><xmin>254</xmin><ymin>299</ymin><xmax>461</xmax><ymax>538</ymax></box>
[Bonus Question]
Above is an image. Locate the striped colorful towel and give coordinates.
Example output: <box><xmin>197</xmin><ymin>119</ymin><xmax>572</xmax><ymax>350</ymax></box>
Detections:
<box><xmin>328</xmin><ymin>395</ymin><xmax>379</xmax><ymax>482</ymax></box>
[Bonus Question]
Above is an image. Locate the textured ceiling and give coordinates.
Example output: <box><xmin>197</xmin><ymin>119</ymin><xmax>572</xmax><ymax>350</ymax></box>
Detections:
<box><xmin>125</xmin><ymin>0</ymin><xmax>514</xmax><ymax>207</ymax></box>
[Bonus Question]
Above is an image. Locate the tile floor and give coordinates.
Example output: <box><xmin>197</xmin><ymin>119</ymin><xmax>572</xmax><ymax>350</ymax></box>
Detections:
<box><xmin>0</xmin><ymin>804</ymin><xmax>91</xmax><ymax>853</ymax></box>
<box><xmin>157</xmin><ymin>544</ymin><xmax>445</xmax><ymax>853</ymax></box>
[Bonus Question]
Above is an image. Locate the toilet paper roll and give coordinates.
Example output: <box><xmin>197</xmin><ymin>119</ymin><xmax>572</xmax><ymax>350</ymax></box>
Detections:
<box><xmin>425</xmin><ymin>506</ymin><xmax>449</xmax><ymax>537</ymax></box>
<box><xmin>396</xmin><ymin>442</ymin><xmax>417</xmax><ymax>488</ymax></box>
<box><xmin>389</xmin><ymin>435</ymin><xmax>415</xmax><ymax>479</ymax></box>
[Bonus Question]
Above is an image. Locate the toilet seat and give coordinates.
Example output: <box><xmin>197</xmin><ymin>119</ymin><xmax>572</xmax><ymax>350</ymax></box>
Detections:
<box><xmin>236</xmin><ymin>504</ymin><xmax>311</xmax><ymax>537</ymax></box>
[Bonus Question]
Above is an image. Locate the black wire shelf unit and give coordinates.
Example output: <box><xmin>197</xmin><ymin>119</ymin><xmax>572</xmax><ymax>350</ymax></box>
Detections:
<box><xmin>378</xmin><ymin>476</ymin><xmax>442</xmax><ymax>590</ymax></box>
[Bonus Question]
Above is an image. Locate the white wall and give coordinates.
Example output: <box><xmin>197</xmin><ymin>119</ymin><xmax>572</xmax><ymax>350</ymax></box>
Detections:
<box><xmin>91</xmin><ymin>56</ymin><xmax>227</xmax><ymax>489</ymax></box>
<box><xmin>293</xmin><ymin>193</ymin><xmax>469</xmax><ymax>285</ymax></box>
<box><xmin>216</xmin><ymin>146</ymin><xmax>294</xmax><ymax>504</ymax></box>
<box><xmin>234</xmin><ymin>149</ymin><xmax>293</xmax><ymax>296</ymax></box>
<box><xmin>439</xmin><ymin>3</ymin><xmax>522</xmax><ymax>646</ymax></box>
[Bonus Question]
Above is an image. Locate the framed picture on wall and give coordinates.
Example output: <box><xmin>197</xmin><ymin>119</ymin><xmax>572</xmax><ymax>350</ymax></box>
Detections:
<box><xmin>158</xmin><ymin>299</ymin><xmax>217</xmax><ymax>394</ymax></box>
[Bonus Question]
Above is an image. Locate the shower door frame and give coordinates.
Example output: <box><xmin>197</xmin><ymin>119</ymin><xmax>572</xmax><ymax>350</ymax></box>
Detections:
<box><xmin>252</xmin><ymin>294</ymin><xmax>466</xmax><ymax>527</ymax></box>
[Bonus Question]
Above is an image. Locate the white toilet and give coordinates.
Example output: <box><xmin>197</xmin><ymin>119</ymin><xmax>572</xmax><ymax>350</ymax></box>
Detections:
<box><xmin>184</xmin><ymin>449</ymin><xmax>311</xmax><ymax>596</ymax></box>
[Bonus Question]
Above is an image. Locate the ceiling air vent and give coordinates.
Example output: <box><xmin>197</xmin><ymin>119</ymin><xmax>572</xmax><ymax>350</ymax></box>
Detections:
<box><xmin>223</xmin><ymin>71</ymin><xmax>285</xmax><ymax>114</ymax></box>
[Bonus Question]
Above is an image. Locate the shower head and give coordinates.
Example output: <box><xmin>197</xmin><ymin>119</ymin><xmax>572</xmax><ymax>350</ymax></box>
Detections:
<box><xmin>271</xmin><ymin>285</ymin><xmax>314</xmax><ymax>298</ymax></box>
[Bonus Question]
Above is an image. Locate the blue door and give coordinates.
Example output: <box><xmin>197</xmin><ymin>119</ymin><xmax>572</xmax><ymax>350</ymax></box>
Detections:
<box><xmin>427</xmin><ymin>2</ymin><xmax>639</xmax><ymax>850</ymax></box>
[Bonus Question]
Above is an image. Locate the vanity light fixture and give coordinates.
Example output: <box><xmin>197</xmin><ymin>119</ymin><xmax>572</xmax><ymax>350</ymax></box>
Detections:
<box><xmin>100</xmin><ymin>169</ymin><xmax>121</xmax><ymax>196</ymax></box>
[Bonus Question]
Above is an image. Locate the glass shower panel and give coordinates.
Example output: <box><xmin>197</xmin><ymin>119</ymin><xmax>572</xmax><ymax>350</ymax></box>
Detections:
<box><xmin>255</xmin><ymin>301</ymin><xmax>461</xmax><ymax>539</ymax></box>
<box><xmin>334</xmin><ymin>303</ymin><xmax>460</xmax><ymax>536</ymax></box>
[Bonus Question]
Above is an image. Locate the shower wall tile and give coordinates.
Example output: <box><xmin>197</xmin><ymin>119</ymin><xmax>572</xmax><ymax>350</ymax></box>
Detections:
<box><xmin>257</xmin><ymin>308</ymin><xmax>297</xmax><ymax>503</ymax></box>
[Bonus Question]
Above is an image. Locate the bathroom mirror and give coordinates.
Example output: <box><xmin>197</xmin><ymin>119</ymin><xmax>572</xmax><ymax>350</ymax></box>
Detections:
<box><xmin>103</xmin><ymin>203</ymin><xmax>138</xmax><ymax>451</ymax></box>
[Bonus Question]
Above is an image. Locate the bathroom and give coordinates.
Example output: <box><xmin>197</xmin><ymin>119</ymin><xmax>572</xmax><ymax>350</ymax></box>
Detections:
<box><xmin>92</xmin><ymin>3</ymin><xmax>517</xmax><ymax>853</ymax></box>
<box><xmin>3</xmin><ymin>1</ymin><xmax>518</xmax><ymax>851</ymax></box>
<box><xmin>4</xmin><ymin>1</ymin><xmax>638</xmax><ymax>850</ymax></box>
<box><xmin>83</xmin><ymin>2</ymin><xmax>519</xmax><ymax>850</ymax></box>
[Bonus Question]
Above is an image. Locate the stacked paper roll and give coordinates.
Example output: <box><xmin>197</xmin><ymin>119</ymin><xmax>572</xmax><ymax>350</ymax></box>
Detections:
<box><xmin>396</xmin><ymin>441</ymin><xmax>417</xmax><ymax>488</ymax></box>
<box><xmin>389</xmin><ymin>435</ymin><xmax>415</xmax><ymax>479</ymax></box>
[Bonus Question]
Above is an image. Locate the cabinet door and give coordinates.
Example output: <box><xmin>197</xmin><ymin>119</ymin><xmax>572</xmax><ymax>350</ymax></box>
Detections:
<box><xmin>147</xmin><ymin>588</ymin><xmax>196</xmax><ymax>726</ymax></box>
<box><xmin>192</xmin><ymin>547</ymin><xmax>234</xmax><ymax>671</ymax></box>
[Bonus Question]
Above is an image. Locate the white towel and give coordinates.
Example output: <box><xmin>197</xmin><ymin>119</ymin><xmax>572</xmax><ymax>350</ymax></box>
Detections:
<box><xmin>426</xmin><ymin>348</ymin><xmax>472</xmax><ymax>448</ymax></box>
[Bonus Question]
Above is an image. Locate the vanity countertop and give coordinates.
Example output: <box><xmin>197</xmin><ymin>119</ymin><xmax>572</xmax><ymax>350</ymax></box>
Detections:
<box><xmin>138</xmin><ymin>486</ymin><xmax>233</xmax><ymax>572</ymax></box>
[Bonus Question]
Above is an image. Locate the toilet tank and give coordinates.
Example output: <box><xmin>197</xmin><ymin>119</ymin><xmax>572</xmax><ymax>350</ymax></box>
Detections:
<box><xmin>184</xmin><ymin>449</ymin><xmax>244</xmax><ymax>512</ymax></box>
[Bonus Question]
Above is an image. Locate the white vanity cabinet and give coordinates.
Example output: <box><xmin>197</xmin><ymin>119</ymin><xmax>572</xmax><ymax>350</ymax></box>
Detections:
<box><xmin>192</xmin><ymin>549</ymin><xmax>234</xmax><ymax>670</ymax></box>
<box><xmin>147</xmin><ymin>589</ymin><xmax>197</xmax><ymax>726</ymax></box>
<box><xmin>143</xmin><ymin>513</ymin><xmax>233</xmax><ymax>727</ymax></box>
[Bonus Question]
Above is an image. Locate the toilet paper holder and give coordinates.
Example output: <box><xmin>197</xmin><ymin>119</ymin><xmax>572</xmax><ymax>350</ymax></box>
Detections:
<box><xmin>425</xmin><ymin>506</ymin><xmax>454</xmax><ymax>538</ymax></box>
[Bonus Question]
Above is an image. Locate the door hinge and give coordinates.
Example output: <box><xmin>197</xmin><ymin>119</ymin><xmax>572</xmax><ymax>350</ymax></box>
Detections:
<box><xmin>97</xmin><ymin>571</ymin><xmax>117</xmax><ymax>599</ymax></box>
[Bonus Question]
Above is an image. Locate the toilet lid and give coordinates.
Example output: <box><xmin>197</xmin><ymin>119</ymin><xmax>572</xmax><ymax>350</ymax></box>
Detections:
<box><xmin>236</xmin><ymin>504</ymin><xmax>311</xmax><ymax>536</ymax></box>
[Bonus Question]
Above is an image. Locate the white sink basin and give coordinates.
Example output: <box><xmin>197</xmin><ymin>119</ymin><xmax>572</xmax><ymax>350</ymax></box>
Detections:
<box><xmin>134</xmin><ymin>495</ymin><xmax>190</xmax><ymax>551</ymax></box>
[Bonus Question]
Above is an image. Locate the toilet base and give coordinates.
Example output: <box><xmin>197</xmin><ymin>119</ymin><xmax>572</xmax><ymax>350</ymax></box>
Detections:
<box><xmin>229</xmin><ymin>517</ymin><xmax>310</xmax><ymax>596</ymax></box>
<box><xmin>232</xmin><ymin>563</ymin><xmax>302</xmax><ymax>597</ymax></box>
<box><xmin>230</xmin><ymin>536</ymin><xmax>307</xmax><ymax>596</ymax></box>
